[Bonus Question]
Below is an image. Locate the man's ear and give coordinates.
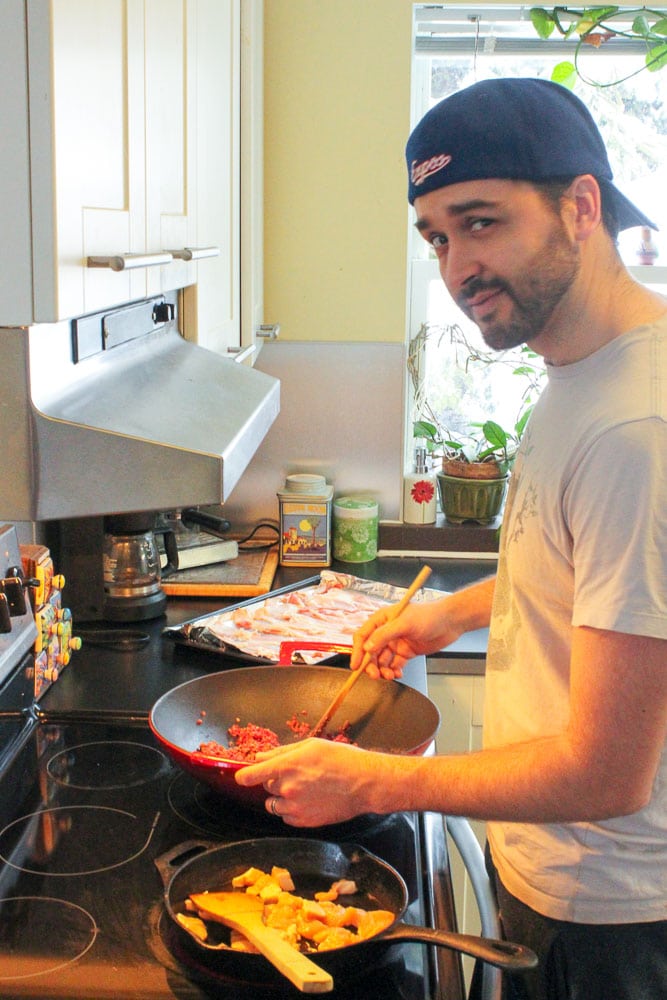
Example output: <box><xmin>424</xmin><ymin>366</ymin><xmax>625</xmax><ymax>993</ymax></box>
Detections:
<box><xmin>565</xmin><ymin>174</ymin><xmax>602</xmax><ymax>240</ymax></box>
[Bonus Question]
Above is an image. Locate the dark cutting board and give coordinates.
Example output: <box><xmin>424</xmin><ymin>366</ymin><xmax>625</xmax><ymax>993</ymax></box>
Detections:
<box><xmin>161</xmin><ymin>547</ymin><xmax>278</xmax><ymax>597</ymax></box>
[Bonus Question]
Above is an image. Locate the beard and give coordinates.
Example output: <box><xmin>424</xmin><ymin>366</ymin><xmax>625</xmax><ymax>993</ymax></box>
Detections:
<box><xmin>456</xmin><ymin>220</ymin><xmax>580</xmax><ymax>352</ymax></box>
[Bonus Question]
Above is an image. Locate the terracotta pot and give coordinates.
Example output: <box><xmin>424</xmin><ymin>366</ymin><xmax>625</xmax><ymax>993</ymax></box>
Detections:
<box><xmin>441</xmin><ymin>458</ymin><xmax>504</xmax><ymax>480</ymax></box>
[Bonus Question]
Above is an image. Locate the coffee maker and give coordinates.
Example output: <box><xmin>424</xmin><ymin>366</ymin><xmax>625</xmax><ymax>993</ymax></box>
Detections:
<box><xmin>101</xmin><ymin>513</ymin><xmax>178</xmax><ymax>621</ymax></box>
<box><xmin>50</xmin><ymin>507</ymin><xmax>232</xmax><ymax>623</ymax></box>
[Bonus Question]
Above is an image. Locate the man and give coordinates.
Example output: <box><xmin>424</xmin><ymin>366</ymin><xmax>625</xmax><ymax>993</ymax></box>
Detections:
<box><xmin>237</xmin><ymin>79</ymin><xmax>667</xmax><ymax>999</ymax></box>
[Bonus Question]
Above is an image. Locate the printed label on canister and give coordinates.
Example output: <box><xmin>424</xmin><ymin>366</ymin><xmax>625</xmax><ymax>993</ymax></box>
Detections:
<box><xmin>333</xmin><ymin>496</ymin><xmax>379</xmax><ymax>563</ymax></box>
<box><xmin>278</xmin><ymin>495</ymin><xmax>333</xmax><ymax>566</ymax></box>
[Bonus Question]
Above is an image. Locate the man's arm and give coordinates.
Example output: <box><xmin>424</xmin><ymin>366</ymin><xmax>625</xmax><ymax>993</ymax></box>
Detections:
<box><xmin>370</xmin><ymin>627</ymin><xmax>667</xmax><ymax>821</ymax></box>
<box><xmin>352</xmin><ymin>575</ymin><xmax>496</xmax><ymax>679</ymax></box>
<box><xmin>238</xmin><ymin>627</ymin><xmax>667</xmax><ymax>828</ymax></box>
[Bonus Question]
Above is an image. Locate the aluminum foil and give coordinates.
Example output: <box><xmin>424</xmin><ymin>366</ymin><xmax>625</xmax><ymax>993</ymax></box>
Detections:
<box><xmin>165</xmin><ymin>569</ymin><xmax>445</xmax><ymax>664</ymax></box>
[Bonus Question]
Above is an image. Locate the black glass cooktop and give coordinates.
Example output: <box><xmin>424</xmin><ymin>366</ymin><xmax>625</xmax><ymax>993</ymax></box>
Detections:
<box><xmin>0</xmin><ymin>717</ymin><xmax>456</xmax><ymax>1000</ymax></box>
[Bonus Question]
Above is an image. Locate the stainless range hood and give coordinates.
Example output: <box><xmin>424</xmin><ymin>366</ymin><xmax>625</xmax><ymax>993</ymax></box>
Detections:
<box><xmin>2</xmin><ymin>293</ymin><xmax>280</xmax><ymax>521</ymax></box>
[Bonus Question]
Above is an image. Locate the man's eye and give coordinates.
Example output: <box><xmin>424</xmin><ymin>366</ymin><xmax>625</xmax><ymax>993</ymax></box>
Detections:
<box><xmin>431</xmin><ymin>234</ymin><xmax>447</xmax><ymax>248</ymax></box>
<box><xmin>470</xmin><ymin>218</ymin><xmax>493</xmax><ymax>232</ymax></box>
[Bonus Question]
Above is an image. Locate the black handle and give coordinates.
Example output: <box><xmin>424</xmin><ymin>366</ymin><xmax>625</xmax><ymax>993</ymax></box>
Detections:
<box><xmin>383</xmin><ymin>923</ymin><xmax>538</xmax><ymax>972</ymax></box>
<box><xmin>157</xmin><ymin>528</ymin><xmax>179</xmax><ymax>578</ymax></box>
<box><xmin>181</xmin><ymin>507</ymin><xmax>232</xmax><ymax>538</ymax></box>
<box><xmin>154</xmin><ymin>839</ymin><xmax>218</xmax><ymax>888</ymax></box>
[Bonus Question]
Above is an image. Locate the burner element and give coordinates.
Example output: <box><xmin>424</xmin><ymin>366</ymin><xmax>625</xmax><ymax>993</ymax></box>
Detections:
<box><xmin>166</xmin><ymin>770</ymin><xmax>392</xmax><ymax>841</ymax></box>
<box><xmin>0</xmin><ymin>896</ymin><xmax>97</xmax><ymax>981</ymax></box>
<box><xmin>47</xmin><ymin>739</ymin><xmax>171</xmax><ymax>790</ymax></box>
<box><xmin>0</xmin><ymin>806</ymin><xmax>160</xmax><ymax>875</ymax></box>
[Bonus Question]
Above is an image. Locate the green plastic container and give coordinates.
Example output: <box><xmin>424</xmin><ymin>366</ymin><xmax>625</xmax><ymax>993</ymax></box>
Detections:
<box><xmin>333</xmin><ymin>496</ymin><xmax>379</xmax><ymax>563</ymax></box>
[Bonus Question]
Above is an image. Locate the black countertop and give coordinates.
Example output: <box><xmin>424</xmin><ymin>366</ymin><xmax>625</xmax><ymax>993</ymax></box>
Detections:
<box><xmin>39</xmin><ymin>555</ymin><xmax>492</xmax><ymax>719</ymax></box>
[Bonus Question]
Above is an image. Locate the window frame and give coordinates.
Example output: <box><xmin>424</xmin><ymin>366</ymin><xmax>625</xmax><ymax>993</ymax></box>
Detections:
<box><xmin>405</xmin><ymin>3</ymin><xmax>667</xmax><ymax>476</ymax></box>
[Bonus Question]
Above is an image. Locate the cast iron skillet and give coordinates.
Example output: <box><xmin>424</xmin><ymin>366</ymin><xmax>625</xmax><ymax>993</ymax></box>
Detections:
<box><xmin>156</xmin><ymin>837</ymin><xmax>538</xmax><ymax>990</ymax></box>
<box><xmin>149</xmin><ymin>663</ymin><xmax>440</xmax><ymax>813</ymax></box>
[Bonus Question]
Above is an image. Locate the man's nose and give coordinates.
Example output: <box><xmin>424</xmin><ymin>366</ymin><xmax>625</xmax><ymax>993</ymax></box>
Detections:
<box><xmin>439</xmin><ymin>242</ymin><xmax>481</xmax><ymax>298</ymax></box>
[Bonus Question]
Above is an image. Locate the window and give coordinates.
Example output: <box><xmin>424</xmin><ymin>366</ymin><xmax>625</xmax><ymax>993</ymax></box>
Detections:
<box><xmin>406</xmin><ymin>4</ymin><xmax>667</xmax><ymax>465</ymax></box>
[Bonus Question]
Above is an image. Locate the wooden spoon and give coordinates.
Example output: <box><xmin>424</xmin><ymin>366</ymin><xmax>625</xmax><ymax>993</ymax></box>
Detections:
<box><xmin>310</xmin><ymin>565</ymin><xmax>432</xmax><ymax>738</ymax></box>
<box><xmin>189</xmin><ymin>891</ymin><xmax>333</xmax><ymax>993</ymax></box>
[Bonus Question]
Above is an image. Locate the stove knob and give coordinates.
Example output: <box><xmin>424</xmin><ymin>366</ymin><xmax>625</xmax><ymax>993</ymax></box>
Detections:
<box><xmin>0</xmin><ymin>594</ymin><xmax>10</xmax><ymax>633</ymax></box>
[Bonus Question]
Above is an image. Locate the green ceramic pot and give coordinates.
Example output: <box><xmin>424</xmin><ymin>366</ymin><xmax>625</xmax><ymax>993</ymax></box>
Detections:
<box><xmin>436</xmin><ymin>472</ymin><xmax>508</xmax><ymax>525</ymax></box>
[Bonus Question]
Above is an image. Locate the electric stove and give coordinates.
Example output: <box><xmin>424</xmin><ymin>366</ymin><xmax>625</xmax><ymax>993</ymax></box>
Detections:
<box><xmin>0</xmin><ymin>534</ymin><xmax>465</xmax><ymax>999</ymax></box>
<box><xmin>0</xmin><ymin>716</ymin><xmax>462</xmax><ymax>999</ymax></box>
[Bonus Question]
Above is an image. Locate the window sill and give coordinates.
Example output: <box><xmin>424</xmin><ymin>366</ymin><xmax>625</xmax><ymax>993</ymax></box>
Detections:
<box><xmin>379</xmin><ymin>516</ymin><xmax>500</xmax><ymax>555</ymax></box>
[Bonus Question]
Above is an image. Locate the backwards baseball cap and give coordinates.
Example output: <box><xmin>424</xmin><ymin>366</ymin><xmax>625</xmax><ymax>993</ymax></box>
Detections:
<box><xmin>406</xmin><ymin>77</ymin><xmax>657</xmax><ymax>231</ymax></box>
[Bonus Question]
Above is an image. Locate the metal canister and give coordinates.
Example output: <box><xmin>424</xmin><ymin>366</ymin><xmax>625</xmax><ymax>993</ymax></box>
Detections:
<box><xmin>333</xmin><ymin>496</ymin><xmax>379</xmax><ymax>563</ymax></box>
<box><xmin>277</xmin><ymin>474</ymin><xmax>333</xmax><ymax>567</ymax></box>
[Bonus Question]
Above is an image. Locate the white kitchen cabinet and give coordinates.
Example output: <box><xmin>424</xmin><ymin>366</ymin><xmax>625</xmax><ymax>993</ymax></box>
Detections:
<box><xmin>427</xmin><ymin>668</ymin><xmax>487</xmax><ymax>987</ymax></box>
<box><xmin>1</xmin><ymin>0</ymin><xmax>243</xmax><ymax>350</ymax></box>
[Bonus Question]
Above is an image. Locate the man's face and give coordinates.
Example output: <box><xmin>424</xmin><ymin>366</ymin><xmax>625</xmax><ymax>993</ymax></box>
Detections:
<box><xmin>413</xmin><ymin>179</ymin><xmax>580</xmax><ymax>352</ymax></box>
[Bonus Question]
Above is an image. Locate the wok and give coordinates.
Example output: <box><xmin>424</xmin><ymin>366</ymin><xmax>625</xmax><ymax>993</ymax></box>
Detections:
<box><xmin>149</xmin><ymin>658</ymin><xmax>440</xmax><ymax>814</ymax></box>
<box><xmin>156</xmin><ymin>837</ymin><xmax>538</xmax><ymax>991</ymax></box>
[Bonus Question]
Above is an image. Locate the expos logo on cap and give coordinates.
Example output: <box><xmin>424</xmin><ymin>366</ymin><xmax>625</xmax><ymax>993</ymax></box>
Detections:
<box><xmin>410</xmin><ymin>153</ymin><xmax>452</xmax><ymax>190</ymax></box>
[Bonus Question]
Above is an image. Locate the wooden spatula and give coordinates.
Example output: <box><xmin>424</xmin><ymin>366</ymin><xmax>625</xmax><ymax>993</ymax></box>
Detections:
<box><xmin>309</xmin><ymin>564</ymin><xmax>432</xmax><ymax>738</ymax></box>
<box><xmin>189</xmin><ymin>891</ymin><xmax>333</xmax><ymax>993</ymax></box>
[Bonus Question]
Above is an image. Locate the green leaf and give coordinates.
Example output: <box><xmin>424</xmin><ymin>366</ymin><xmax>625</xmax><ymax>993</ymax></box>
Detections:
<box><xmin>651</xmin><ymin>18</ymin><xmax>667</xmax><ymax>36</ymax></box>
<box><xmin>482</xmin><ymin>420</ymin><xmax>509</xmax><ymax>450</ymax></box>
<box><xmin>632</xmin><ymin>14</ymin><xmax>651</xmax><ymax>37</ymax></box>
<box><xmin>413</xmin><ymin>419</ymin><xmax>440</xmax><ymax>443</ymax></box>
<box><xmin>584</xmin><ymin>6</ymin><xmax>618</xmax><ymax>23</ymax></box>
<box><xmin>530</xmin><ymin>8</ymin><xmax>555</xmax><ymax>39</ymax></box>
<box><xmin>647</xmin><ymin>42</ymin><xmax>667</xmax><ymax>71</ymax></box>
<box><xmin>515</xmin><ymin>407</ymin><xmax>533</xmax><ymax>437</ymax></box>
<box><xmin>550</xmin><ymin>61</ymin><xmax>577</xmax><ymax>88</ymax></box>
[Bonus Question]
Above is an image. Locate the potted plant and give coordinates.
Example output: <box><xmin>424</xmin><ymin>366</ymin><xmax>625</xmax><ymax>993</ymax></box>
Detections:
<box><xmin>414</xmin><ymin>416</ymin><xmax>524</xmax><ymax>523</ymax></box>
<box><xmin>408</xmin><ymin>322</ymin><xmax>545</xmax><ymax>524</ymax></box>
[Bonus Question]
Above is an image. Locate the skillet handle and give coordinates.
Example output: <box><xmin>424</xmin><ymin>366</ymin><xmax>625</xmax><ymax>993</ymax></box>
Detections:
<box><xmin>276</xmin><ymin>641</ymin><xmax>352</xmax><ymax>666</ymax></box>
<box><xmin>154</xmin><ymin>840</ymin><xmax>218</xmax><ymax>889</ymax></box>
<box><xmin>382</xmin><ymin>924</ymin><xmax>538</xmax><ymax>972</ymax></box>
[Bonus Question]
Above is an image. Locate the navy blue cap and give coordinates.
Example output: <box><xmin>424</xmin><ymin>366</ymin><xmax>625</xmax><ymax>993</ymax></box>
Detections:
<box><xmin>406</xmin><ymin>78</ymin><xmax>657</xmax><ymax>231</ymax></box>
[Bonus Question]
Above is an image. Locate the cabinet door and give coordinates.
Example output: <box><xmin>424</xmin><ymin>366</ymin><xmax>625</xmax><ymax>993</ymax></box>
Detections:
<box><xmin>181</xmin><ymin>0</ymin><xmax>241</xmax><ymax>353</ymax></box>
<box><xmin>13</xmin><ymin>0</ymin><xmax>241</xmax><ymax>327</ymax></box>
<box><xmin>144</xmin><ymin>0</ymin><xmax>198</xmax><ymax>298</ymax></box>
<box><xmin>427</xmin><ymin>670</ymin><xmax>486</xmax><ymax>990</ymax></box>
<box><xmin>30</xmin><ymin>0</ymin><xmax>148</xmax><ymax>320</ymax></box>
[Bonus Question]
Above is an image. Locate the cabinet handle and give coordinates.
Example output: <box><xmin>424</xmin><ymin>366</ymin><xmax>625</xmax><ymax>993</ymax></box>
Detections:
<box><xmin>87</xmin><ymin>252</ymin><xmax>174</xmax><ymax>271</ymax></box>
<box><xmin>256</xmin><ymin>323</ymin><xmax>281</xmax><ymax>340</ymax></box>
<box><xmin>167</xmin><ymin>246</ymin><xmax>220</xmax><ymax>261</ymax></box>
<box><xmin>227</xmin><ymin>344</ymin><xmax>257</xmax><ymax>364</ymax></box>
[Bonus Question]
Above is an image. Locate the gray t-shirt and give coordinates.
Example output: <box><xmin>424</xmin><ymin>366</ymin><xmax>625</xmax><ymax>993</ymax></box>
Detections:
<box><xmin>485</xmin><ymin>318</ymin><xmax>667</xmax><ymax>922</ymax></box>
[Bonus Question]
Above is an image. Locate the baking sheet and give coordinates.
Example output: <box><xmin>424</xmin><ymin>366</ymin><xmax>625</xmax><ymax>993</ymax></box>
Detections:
<box><xmin>163</xmin><ymin>569</ymin><xmax>444</xmax><ymax>664</ymax></box>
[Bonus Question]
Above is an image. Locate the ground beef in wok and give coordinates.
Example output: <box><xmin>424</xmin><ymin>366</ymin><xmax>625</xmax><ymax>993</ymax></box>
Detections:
<box><xmin>199</xmin><ymin>717</ymin><xmax>352</xmax><ymax>762</ymax></box>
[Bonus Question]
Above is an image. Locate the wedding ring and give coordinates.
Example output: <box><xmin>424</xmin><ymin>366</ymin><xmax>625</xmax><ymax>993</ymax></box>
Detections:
<box><xmin>270</xmin><ymin>796</ymin><xmax>280</xmax><ymax>817</ymax></box>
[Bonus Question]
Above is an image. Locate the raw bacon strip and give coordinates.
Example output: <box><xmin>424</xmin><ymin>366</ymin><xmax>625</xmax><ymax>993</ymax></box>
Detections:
<box><xmin>191</xmin><ymin>574</ymin><xmax>393</xmax><ymax>662</ymax></box>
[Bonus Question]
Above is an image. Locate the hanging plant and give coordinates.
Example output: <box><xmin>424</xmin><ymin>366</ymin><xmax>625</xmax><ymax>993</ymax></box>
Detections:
<box><xmin>408</xmin><ymin>322</ymin><xmax>546</xmax><ymax>467</ymax></box>
<box><xmin>530</xmin><ymin>6</ymin><xmax>667</xmax><ymax>87</ymax></box>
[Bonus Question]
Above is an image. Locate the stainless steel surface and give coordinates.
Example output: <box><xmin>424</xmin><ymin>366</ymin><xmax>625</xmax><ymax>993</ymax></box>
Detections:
<box><xmin>446</xmin><ymin>817</ymin><xmax>501</xmax><ymax>1000</ymax></box>
<box><xmin>1</xmin><ymin>296</ymin><xmax>280</xmax><ymax>520</ymax></box>
<box><xmin>0</xmin><ymin>524</ymin><xmax>37</xmax><ymax>684</ymax></box>
<box><xmin>256</xmin><ymin>323</ymin><xmax>280</xmax><ymax>339</ymax></box>
<box><xmin>221</xmin><ymin>341</ymin><xmax>405</xmax><ymax>526</ymax></box>
<box><xmin>87</xmin><ymin>252</ymin><xmax>174</xmax><ymax>270</ymax></box>
<box><xmin>168</xmin><ymin>247</ymin><xmax>220</xmax><ymax>261</ymax></box>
